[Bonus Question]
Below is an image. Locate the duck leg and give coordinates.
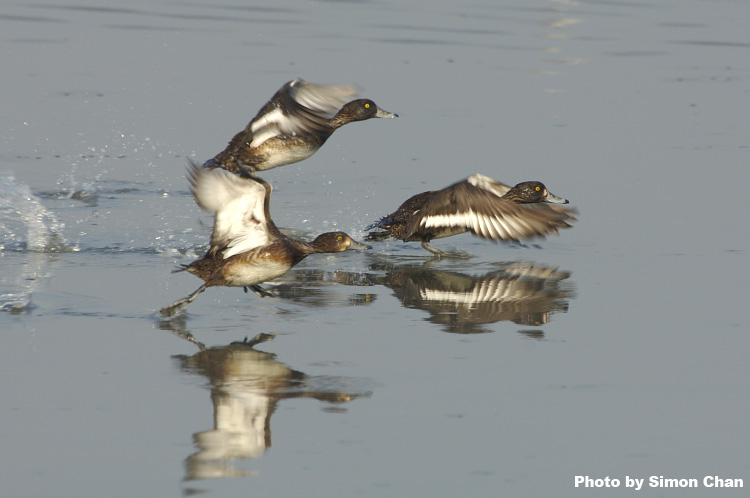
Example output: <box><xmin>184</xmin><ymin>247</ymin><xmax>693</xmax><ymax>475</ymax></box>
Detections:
<box><xmin>159</xmin><ymin>284</ymin><xmax>208</xmax><ymax>318</ymax></box>
<box><xmin>420</xmin><ymin>241</ymin><xmax>472</xmax><ymax>259</ymax></box>
<box><xmin>243</xmin><ymin>284</ymin><xmax>275</xmax><ymax>298</ymax></box>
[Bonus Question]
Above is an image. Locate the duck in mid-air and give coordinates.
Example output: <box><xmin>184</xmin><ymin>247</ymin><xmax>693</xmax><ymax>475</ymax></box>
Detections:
<box><xmin>365</xmin><ymin>174</ymin><xmax>577</xmax><ymax>257</ymax></box>
<box><xmin>159</xmin><ymin>163</ymin><xmax>370</xmax><ymax>317</ymax></box>
<box><xmin>203</xmin><ymin>78</ymin><xmax>398</xmax><ymax>177</ymax></box>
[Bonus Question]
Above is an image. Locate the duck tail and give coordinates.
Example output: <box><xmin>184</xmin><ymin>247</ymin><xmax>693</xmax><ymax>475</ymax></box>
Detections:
<box><xmin>364</xmin><ymin>214</ymin><xmax>394</xmax><ymax>232</ymax></box>
<box><xmin>364</xmin><ymin>230</ymin><xmax>392</xmax><ymax>242</ymax></box>
<box><xmin>171</xmin><ymin>264</ymin><xmax>190</xmax><ymax>274</ymax></box>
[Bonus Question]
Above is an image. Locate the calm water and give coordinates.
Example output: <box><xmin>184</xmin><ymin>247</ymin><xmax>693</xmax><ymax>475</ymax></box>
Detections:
<box><xmin>2</xmin><ymin>0</ymin><xmax>748</xmax><ymax>497</ymax></box>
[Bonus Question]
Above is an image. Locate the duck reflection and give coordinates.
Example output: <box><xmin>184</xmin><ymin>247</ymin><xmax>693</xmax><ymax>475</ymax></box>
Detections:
<box><xmin>264</xmin><ymin>268</ymin><xmax>377</xmax><ymax>307</ymax></box>
<box><xmin>166</xmin><ymin>331</ymin><xmax>371</xmax><ymax>480</ymax></box>
<box><xmin>209</xmin><ymin>258</ymin><xmax>575</xmax><ymax>334</ymax></box>
<box><xmin>369</xmin><ymin>259</ymin><xmax>575</xmax><ymax>334</ymax></box>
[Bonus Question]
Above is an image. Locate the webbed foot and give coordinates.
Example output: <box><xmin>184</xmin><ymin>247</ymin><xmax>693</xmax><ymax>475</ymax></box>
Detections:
<box><xmin>421</xmin><ymin>241</ymin><xmax>472</xmax><ymax>259</ymax></box>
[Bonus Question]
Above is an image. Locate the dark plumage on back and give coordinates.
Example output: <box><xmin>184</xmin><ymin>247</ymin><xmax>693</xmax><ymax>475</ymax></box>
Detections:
<box><xmin>203</xmin><ymin>78</ymin><xmax>398</xmax><ymax>177</ymax></box>
<box><xmin>366</xmin><ymin>174</ymin><xmax>577</xmax><ymax>257</ymax></box>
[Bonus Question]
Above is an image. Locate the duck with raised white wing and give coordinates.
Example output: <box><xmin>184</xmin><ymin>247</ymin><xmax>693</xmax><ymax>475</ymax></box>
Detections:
<box><xmin>160</xmin><ymin>163</ymin><xmax>370</xmax><ymax>317</ymax></box>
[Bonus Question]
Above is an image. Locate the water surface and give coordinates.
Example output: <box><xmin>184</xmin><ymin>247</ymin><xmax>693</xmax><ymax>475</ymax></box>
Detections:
<box><xmin>2</xmin><ymin>0</ymin><xmax>748</xmax><ymax>497</ymax></box>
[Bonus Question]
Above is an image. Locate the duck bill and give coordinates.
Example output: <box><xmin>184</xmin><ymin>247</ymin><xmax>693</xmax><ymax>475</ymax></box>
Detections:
<box><xmin>347</xmin><ymin>239</ymin><xmax>372</xmax><ymax>250</ymax></box>
<box><xmin>375</xmin><ymin>106</ymin><xmax>399</xmax><ymax>118</ymax></box>
<box><xmin>545</xmin><ymin>190</ymin><xmax>569</xmax><ymax>204</ymax></box>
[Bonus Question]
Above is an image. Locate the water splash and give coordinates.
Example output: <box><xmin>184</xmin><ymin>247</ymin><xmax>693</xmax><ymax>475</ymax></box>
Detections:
<box><xmin>0</xmin><ymin>172</ymin><xmax>72</xmax><ymax>253</ymax></box>
<box><xmin>0</xmin><ymin>291</ymin><xmax>33</xmax><ymax>312</ymax></box>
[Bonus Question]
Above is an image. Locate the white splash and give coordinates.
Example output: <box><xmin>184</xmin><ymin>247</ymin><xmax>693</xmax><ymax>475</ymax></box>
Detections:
<box><xmin>0</xmin><ymin>172</ymin><xmax>70</xmax><ymax>253</ymax></box>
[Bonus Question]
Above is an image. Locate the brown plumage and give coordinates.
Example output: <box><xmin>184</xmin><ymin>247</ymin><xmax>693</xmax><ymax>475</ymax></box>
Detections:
<box><xmin>365</xmin><ymin>174</ymin><xmax>577</xmax><ymax>257</ymax></box>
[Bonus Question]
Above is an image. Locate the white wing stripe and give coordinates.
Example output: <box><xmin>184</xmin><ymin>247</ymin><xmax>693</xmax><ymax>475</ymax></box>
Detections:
<box><xmin>418</xmin><ymin>206</ymin><xmax>559</xmax><ymax>241</ymax></box>
<box><xmin>250</xmin><ymin>107</ymin><xmax>285</xmax><ymax>133</ymax></box>
<box><xmin>421</xmin><ymin>210</ymin><xmax>517</xmax><ymax>239</ymax></box>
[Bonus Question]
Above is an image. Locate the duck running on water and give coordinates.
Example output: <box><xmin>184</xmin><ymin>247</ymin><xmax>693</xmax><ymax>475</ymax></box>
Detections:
<box><xmin>159</xmin><ymin>163</ymin><xmax>370</xmax><ymax>317</ymax></box>
<box><xmin>365</xmin><ymin>174</ymin><xmax>577</xmax><ymax>257</ymax></box>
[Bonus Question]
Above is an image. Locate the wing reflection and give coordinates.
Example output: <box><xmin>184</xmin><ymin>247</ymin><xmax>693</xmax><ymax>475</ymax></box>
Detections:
<box><xmin>168</xmin><ymin>333</ymin><xmax>372</xmax><ymax>480</ymax></box>
<box><xmin>211</xmin><ymin>258</ymin><xmax>574</xmax><ymax>335</ymax></box>
<box><xmin>370</xmin><ymin>259</ymin><xmax>575</xmax><ymax>334</ymax></box>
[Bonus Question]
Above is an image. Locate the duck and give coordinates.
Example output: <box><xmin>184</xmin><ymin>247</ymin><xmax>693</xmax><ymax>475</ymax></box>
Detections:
<box><xmin>203</xmin><ymin>78</ymin><xmax>398</xmax><ymax>177</ymax></box>
<box><xmin>159</xmin><ymin>162</ymin><xmax>370</xmax><ymax>317</ymax></box>
<box><xmin>365</xmin><ymin>174</ymin><xmax>577</xmax><ymax>257</ymax></box>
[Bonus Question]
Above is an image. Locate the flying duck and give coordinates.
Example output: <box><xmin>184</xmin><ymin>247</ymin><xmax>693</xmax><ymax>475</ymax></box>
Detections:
<box><xmin>365</xmin><ymin>174</ymin><xmax>577</xmax><ymax>257</ymax></box>
<box><xmin>159</xmin><ymin>163</ymin><xmax>370</xmax><ymax>317</ymax></box>
<box><xmin>203</xmin><ymin>78</ymin><xmax>398</xmax><ymax>177</ymax></box>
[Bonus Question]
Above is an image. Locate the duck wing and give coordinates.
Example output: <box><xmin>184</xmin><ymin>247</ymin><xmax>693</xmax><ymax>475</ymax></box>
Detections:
<box><xmin>465</xmin><ymin>174</ymin><xmax>512</xmax><ymax>197</ymax></box>
<box><xmin>406</xmin><ymin>175</ymin><xmax>576</xmax><ymax>242</ymax></box>
<box><xmin>248</xmin><ymin>78</ymin><xmax>359</xmax><ymax>148</ymax></box>
<box><xmin>188</xmin><ymin>164</ymin><xmax>274</xmax><ymax>258</ymax></box>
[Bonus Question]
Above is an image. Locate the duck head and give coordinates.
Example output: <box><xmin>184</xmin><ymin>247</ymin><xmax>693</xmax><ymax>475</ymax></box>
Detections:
<box><xmin>503</xmin><ymin>181</ymin><xmax>569</xmax><ymax>204</ymax></box>
<box><xmin>335</xmin><ymin>99</ymin><xmax>399</xmax><ymax>123</ymax></box>
<box><xmin>311</xmin><ymin>231</ymin><xmax>372</xmax><ymax>252</ymax></box>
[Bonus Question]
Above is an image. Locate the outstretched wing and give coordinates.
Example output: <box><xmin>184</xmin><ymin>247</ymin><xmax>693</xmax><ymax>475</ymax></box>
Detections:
<box><xmin>407</xmin><ymin>175</ymin><xmax>576</xmax><ymax>242</ymax></box>
<box><xmin>248</xmin><ymin>78</ymin><xmax>359</xmax><ymax>148</ymax></box>
<box><xmin>188</xmin><ymin>163</ymin><xmax>273</xmax><ymax>258</ymax></box>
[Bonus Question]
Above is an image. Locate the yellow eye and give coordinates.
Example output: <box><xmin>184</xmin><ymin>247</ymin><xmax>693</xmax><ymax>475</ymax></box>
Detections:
<box><xmin>364</xmin><ymin>103</ymin><xmax>370</xmax><ymax>109</ymax></box>
<box><xmin>337</xmin><ymin>236</ymin><xmax>343</xmax><ymax>241</ymax></box>
<box><xmin>535</xmin><ymin>185</ymin><xmax>541</xmax><ymax>192</ymax></box>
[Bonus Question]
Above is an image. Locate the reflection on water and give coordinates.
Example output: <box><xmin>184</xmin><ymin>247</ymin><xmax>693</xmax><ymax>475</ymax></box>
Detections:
<box><xmin>262</xmin><ymin>268</ymin><xmax>377</xmax><ymax>307</ymax></box>
<box><xmin>167</xmin><ymin>332</ymin><xmax>372</xmax><ymax>481</ymax></box>
<box><xmin>2</xmin><ymin>169</ymin><xmax>573</xmax><ymax>335</ymax></box>
<box><xmin>261</xmin><ymin>257</ymin><xmax>575</xmax><ymax>334</ymax></box>
<box><xmin>155</xmin><ymin>257</ymin><xmax>573</xmax><ymax>482</ymax></box>
<box><xmin>0</xmin><ymin>252</ymin><xmax>59</xmax><ymax>313</ymax></box>
<box><xmin>368</xmin><ymin>258</ymin><xmax>575</xmax><ymax>334</ymax></box>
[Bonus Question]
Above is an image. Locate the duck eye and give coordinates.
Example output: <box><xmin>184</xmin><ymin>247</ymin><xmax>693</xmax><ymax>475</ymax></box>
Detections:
<box><xmin>364</xmin><ymin>103</ymin><xmax>370</xmax><ymax>109</ymax></box>
<box><xmin>535</xmin><ymin>185</ymin><xmax>541</xmax><ymax>192</ymax></box>
<box><xmin>337</xmin><ymin>236</ymin><xmax>343</xmax><ymax>241</ymax></box>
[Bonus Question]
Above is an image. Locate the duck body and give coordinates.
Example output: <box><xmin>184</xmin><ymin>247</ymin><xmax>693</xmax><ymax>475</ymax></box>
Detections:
<box><xmin>365</xmin><ymin>174</ymin><xmax>576</xmax><ymax>256</ymax></box>
<box><xmin>183</xmin><ymin>239</ymin><xmax>310</xmax><ymax>289</ymax></box>
<box><xmin>183</xmin><ymin>231</ymin><xmax>363</xmax><ymax>289</ymax></box>
<box><xmin>159</xmin><ymin>163</ymin><xmax>369</xmax><ymax>317</ymax></box>
<box><xmin>204</xmin><ymin>78</ymin><xmax>398</xmax><ymax>176</ymax></box>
